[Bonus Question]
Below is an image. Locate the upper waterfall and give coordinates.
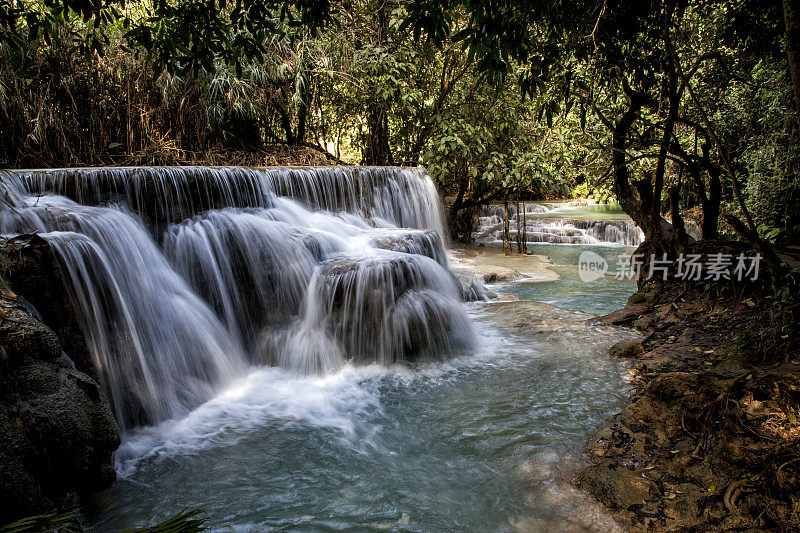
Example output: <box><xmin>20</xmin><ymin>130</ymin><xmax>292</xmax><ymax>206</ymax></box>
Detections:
<box><xmin>2</xmin><ymin>166</ymin><xmax>446</xmax><ymax>238</ymax></box>
<box><xmin>0</xmin><ymin>166</ymin><xmax>469</xmax><ymax>433</ymax></box>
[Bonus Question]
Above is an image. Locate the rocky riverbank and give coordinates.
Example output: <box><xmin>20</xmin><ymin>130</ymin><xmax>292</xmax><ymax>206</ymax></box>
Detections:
<box><xmin>578</xmin><ymin>275</ymin><xmax>800</xmax><ymax>531</ymax></box>
<box><xmin>0</xmin><ymin>235</ymin><xmax>120</xmax><ymax>522</ymax></box>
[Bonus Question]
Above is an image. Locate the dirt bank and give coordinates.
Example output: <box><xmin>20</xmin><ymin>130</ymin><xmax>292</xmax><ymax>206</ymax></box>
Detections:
<box><xmin>4</xmin><ymin>144</ymin><xmax>332</xmax><ymax>170</ymax></box>
<box><xmin>577</xmin><ymin>274</ymin><xmax>800</xmax><ymax>531</ymax></box>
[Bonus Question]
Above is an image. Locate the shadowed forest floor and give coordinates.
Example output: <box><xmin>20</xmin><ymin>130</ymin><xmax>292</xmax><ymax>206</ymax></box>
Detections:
<box><xmin>579</xmin><ymin>278</ymin><xmax>800</xmax><ymax>531</ymax></box>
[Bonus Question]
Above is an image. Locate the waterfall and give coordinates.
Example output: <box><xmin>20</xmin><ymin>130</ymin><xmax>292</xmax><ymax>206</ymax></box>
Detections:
<box><xmin>0</xmin><ymin>166</ymin><xmax>470</xmax><ymax>433</ymax></box>
<box><xmin>473</xmin><ymin>203</ymin><xmax>644</xmax><ymax>246</ymax></box>
<box><xmin>7</xmin><ymin>166</ymin><xmax>445</xmax><ymax>237</ymax></box>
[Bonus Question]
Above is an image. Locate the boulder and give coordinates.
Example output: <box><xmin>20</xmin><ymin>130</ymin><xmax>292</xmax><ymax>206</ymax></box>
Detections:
<box><xmin>609</xmin><ymin>339</ymin><xmax>645</xmax><ymax>358</ymax></box>
<box><xmin>315</xmin><ymin>253</ymin><xmax>473</xmax><ymax>364</ymax></box>
<box><xmin>0</xmin><ymin>273</ymin><xmax>119</xmax><ymax>522</ymax></box>
<box><xmin>0</xmin><ymin>235</ymin><xmax>94</xmax><ymax>377</ymax></box>
<box><xmin>369</xmin><ymin>229</ymin><xmax>448</xmax><ymax>266</ymax></box>
<box><xmin>579</xmin><ymin>465</ymin><xmax>657</xmax><ymax>510</ymax></box>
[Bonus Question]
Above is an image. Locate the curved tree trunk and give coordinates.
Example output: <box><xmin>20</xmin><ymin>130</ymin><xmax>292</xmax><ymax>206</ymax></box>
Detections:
<box><xmin>784</xmin><ymin>0</ymin><xmax>800</xmax><ymax>128</ymax></box>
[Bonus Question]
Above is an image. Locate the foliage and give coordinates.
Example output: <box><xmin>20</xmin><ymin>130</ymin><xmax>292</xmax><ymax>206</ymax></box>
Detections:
<box><xmin>0</xmin><ymin>0</ymin><xmax>334</xmax><ymax>74</ymax></box>
<box><xmin>0</xmin><ymin>0</ymin><xmax>799</xmax><ymax>248</ymax></box>
<box><xmin>0</xmin><ymin>509</ymin><xmax>80</xmax><ymax>533</ymax></box>
<box><xmin>119</xmin><ymin>509</ymin><xmax>207</xmax><ymax>533</ymax></box>
<box><xmin>736</xmin><ymin>265</ymin><xmax>800</xmax><ymax>361</ymax></box>
<box><xmin>715</xmin><ymin>58</ymin><xmax>800</xmax><ymax>243</ymax></box>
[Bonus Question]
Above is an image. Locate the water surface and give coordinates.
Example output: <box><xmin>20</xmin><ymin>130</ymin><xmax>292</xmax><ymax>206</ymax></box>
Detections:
<box><xmin>496</xmin><ymin>244</ymin><xmax>638</xmax><ymax>316</ymax></box>
<box><xmin>86</xmin><ymin>245</ymin><xmax>636</xmax><ymax>532</ymax></box>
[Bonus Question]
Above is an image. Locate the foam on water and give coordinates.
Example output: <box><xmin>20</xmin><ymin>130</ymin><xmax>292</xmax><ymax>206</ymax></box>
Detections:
<box><xmin>84</xmin><ymin>297</ymin><xmax>636</xmax><ymax>532</ymax></box>
<box><xmin>0</xmin><ymin>166</ymin><xmax>470</xmax><ymax>433</ymax></box>
<box><xmin>113</xmin><ymin>364</ymin><xmax>388</xmax><ymax>477</ymax></box>
<box><xmin>113</xmin><ymin>319</ymin><xmax>513</xmax><ymax>477</ymax></box>
<box><xmin>0</xmin><ymin>166</ymin><xmax>639</xmax><ymax>530</ymax></box>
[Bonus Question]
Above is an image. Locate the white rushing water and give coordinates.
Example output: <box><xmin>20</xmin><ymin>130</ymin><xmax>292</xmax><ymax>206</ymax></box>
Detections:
<box><xmin>474</xmin><ymin>202</ymin><xmax>645</xmax><ymax>246</ymax></box>
<box><xmin>0</xmin><ymin>166</ymin><xmax>472</xmax><ymax>433</ymax></box>
<box><xmin>0</xmin><ymin>166</ymin><xmax>638</xmax><ymax>531</ymax></box>
<box><xmin>7</xmin><ymin>166</ymin><xmax>447</xmax><ymax>237</ymax></box>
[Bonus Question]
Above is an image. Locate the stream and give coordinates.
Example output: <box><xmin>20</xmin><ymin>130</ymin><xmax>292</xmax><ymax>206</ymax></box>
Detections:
<box><xmin>86</xmin><ymin>244</ymin><xmax>638</xmax><ymax>532</ymax></box>
<box><xmin>0</xmin><ymin>168</ymin><xmax>640</xmax><ymax>531</ymax></box>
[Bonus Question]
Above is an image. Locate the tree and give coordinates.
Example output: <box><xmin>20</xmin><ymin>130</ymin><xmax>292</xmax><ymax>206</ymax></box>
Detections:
<box><xmin>785</xmin><ymin>0</ymin><xmax>800</xmax><ymax>127</ymax></box>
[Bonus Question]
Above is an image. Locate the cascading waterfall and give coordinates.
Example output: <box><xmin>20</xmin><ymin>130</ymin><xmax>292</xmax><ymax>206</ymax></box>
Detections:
<box><xmin>0</xmin><ymin>166</ymin><xmax>472</xmax><ymax>433</ymax></box>
<box><xmin>0</xmin><ymin>194</ymin><xmax>248</xmax><ymax>429</ymax></box>
<box><xmin>8</xmin><ymin>166</ymin><xmax>446</xmax><ymax>237</ymax></box>
<box><xmin>474</xmin><ymin>202</ymin><xmax>644</xmax><ymax>246</ymax></box>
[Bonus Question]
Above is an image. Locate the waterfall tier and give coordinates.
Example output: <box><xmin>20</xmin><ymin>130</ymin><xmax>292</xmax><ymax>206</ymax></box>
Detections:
<box><xmin>3</xmin><ymin>166</ymin><xmax>445</xmax><ymax>237</ymax></box>
<box><xmin>0</xmin><ymin>166</ymin><xmax>470</xmax><ymax>432</ymax></box>
<box><xmin>474</xmin><ymin>203</ymin><xmax>644</xmax><ymax>246</ymax></box>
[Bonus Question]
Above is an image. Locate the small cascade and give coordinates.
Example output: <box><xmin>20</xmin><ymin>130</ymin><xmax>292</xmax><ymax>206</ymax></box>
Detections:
<box><xmin>478</xmin><ymin>203</ymin><xmax>559</xmax><ymax>220</ymax></box>
<box><xmin>309</xmin><ymin>252</ymin><xmax>473</xmax><ymax>364</ymax></box>
<box><xmin>0</xmin><ymin>166</ymin><xmax>471</xmax><ymax>432</ymax></box>
<box><xmin>474</xmin><ymin>204</ymin><xmax>644</xmax><ymax>246</ymax></box>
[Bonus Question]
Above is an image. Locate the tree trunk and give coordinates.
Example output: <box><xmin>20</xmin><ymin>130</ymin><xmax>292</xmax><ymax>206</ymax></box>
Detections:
<box><xmin>784</xmin><ymin>0</ymin><xmax>800</xmax><ymax>128</ymax></box>
<box><xmin>275</xmin><ymin>102</ymin><xmax>295</xmax><ymax>145</ymax></box>
<box><xmin>612</xmin><ymin>97</ymin><xmax>655</xmax><ymax>236</ymax></box>
<box><xmin>447</xmin><ymin>176</ymin><xmax>474</xmax><ymax>243</ymax></box>
<box><xmin>503</xmin><ymin>196</ymin><xmax>510</xmax><ymax>255</ymax></box>
<box><xmin>670</xmin><ymin>183</ymin><xmax>688</xmax><ymax>247</ymax></box>
<box><xmin>702</xmin><ymin>168</ymin><xmax>721</xmax><ymax>239</ymax></box>
<box><xmin>515</xmin><ymin>196</ymin><xmax>522</xmax><ymax>254</ymax></box>
<box><xmin>296</xmin><ymin>93</ymin><xmax>308</xmax><ymax>145</ymax></box>
<box><xmin>364</xmin><ymin>103</ymin><xmax>394</xmax><ymax>165</ymax></box>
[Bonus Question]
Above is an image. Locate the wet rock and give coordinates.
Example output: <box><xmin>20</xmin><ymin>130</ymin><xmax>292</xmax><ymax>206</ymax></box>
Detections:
<box><xmin>599</xmin><ymin>303</ymin><xmax>649</xmax><ymax>325</ymax></box>
<box><xmin>514</xmin><ymin>482</ymin><xmax>625</xmax><ymax>532</ymax></box>
<box><xmin>369</xmin><ymin>229</ymin><xmax>447</xmax><ymax>266</ymax></box>
<box><xmin>0</xmin><ymin>272</ymin><xmax>119</xmax><ymax>522</ymax></box>
<box><xmin>579</xmin><ymin>465</ymin><xmax>657</xmax><ymax>510</ymax></box>
<box><xmin>449</xmin><ymin>267</ymin><xmax>495</xmax><ymax>301</ymax></box>
<box><xmin>463</xmin><ymin>275</ymin><xmax>496</xmax><ymax>301</ymax></box>
<box><xmin>0</xmin><ymin>235</ymin><xmax>93</xmax><ymax>376</ymax></box>
<box><xmin>609</xmin><ymin>339</ymin><xmax>645</xmax><ymax>359</ymax></box>
<box><xmin>454</xmin><ymin>271</ymin><xmax>496</xmax><ymax>302</ymax></box>
<box><xmin>316</xmin><ymin>253</ymin><xmax>473</xmax><ymax>363</ymax></box>
<box><xmin>0</xmin><ymin>304</ymin><xmax>62</xmax><ymax>366</ymax></box>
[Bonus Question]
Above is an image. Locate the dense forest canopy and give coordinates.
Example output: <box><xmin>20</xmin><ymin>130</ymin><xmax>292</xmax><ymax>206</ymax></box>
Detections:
<box><xmin>1</xmin><ymin>0</ymin><xmax>799</xmax><ymax>247</ymax></box>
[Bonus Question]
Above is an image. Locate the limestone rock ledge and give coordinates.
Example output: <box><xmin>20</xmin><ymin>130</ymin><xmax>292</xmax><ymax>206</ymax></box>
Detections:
<box><xmin>0</xmin><ymin>236</ymin><xmax>120</xmax><ymax>523</ymax></box>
